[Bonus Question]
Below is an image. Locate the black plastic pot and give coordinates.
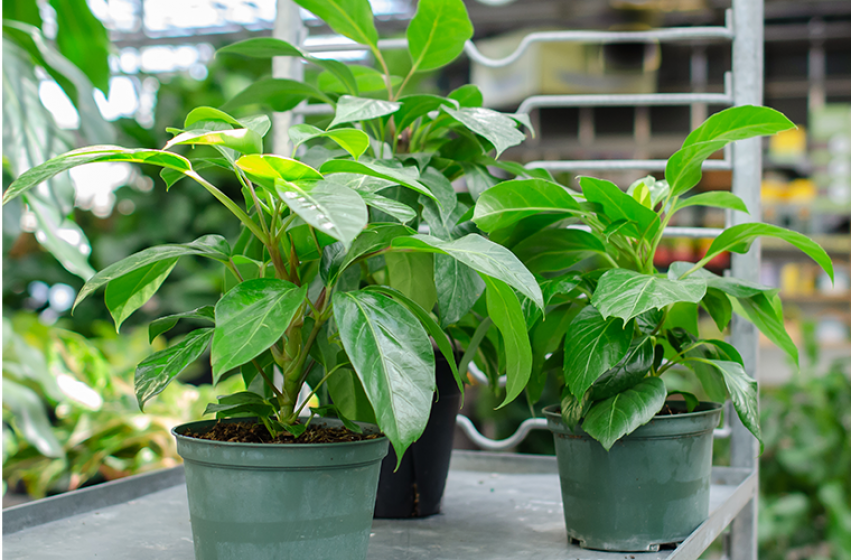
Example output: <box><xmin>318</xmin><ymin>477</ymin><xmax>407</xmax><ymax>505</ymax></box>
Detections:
<box><xmin>373</xmin><ymin>352</ymin><xmax>462</xmax><ymax>518</ymax></box>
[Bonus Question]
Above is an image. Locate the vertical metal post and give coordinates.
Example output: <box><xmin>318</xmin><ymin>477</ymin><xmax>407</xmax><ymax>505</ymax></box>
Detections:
<box><xmin>273</xmin><ymin>0</ymin><xmax>304</xmax><ymax>154</ymax></box>
<box><xmin>730</xmin><ymin>1</ymin><xmax>763</xmax><ymax>559</ymax></box>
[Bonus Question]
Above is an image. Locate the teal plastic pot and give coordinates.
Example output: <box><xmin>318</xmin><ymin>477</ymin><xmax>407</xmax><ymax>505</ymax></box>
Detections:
<box><xmin>543</xmin><ymin>401</ymin><xmax>722</xmax><ymax>552</ymax></box>
<box><xmin>173</xmin><ymin>417</ymin><xmax>388</xmax><ymax>560</ymax></box>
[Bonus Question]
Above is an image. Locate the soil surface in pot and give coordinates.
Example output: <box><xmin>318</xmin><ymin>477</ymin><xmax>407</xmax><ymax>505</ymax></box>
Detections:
<box><xmin>186</xmin><ymin>421</ymin><xmax>382</xmax><ymax>444</ymax></box>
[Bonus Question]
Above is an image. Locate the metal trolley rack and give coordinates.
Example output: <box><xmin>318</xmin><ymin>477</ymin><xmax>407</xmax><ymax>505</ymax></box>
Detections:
<box><xmin>271</xmin><ymin>1</ymin><xmax>766</xmax><ymax>558</ymax></box>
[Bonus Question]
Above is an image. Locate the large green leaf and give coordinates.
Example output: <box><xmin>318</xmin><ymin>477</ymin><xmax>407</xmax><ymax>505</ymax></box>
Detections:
<box><xmin>326</xmin><ymin>368</ymin><xmax>376</xmax><ymax>423</ymax></box>
<box><xmin>441</xmin><ymin>106</ymin><xmax>525</xmax><ymax>158</ymax></box>
<box><xmin>135</xmin><ymin>328</ymin><xmax>214</xmax><ymax>409</ymax></box>
<box><xmin>482</xmin><ymin>277</ymin><xmax>533</xmax><ymax>408</ymax></box>
<box><xmin>217</xmin><ymin>37</ymin><xmax>358</xmax><ymax>95</ymax></box>
<box><xmin>149</xmin><ymin>306</ymin><xmax>215</xmax><ymax>343</ymax></box>
<box><xmin>321</xmin><ymin>223</ymin><xmax>415</xmax><ymax>285</ymax></box>
<box><xmin>672</xmin><ymin>191</ymin><xmax>749</xmax><ymax>214</ymax></box>
<box><xmin>211</xmin><ymin>279</ymin><xmax>307</xmax><ymax>379</ymax></box>
<box><xmin>394</xmin><ymin>94</ymin><xmax>459</xmax><ymax>132</ymax></box>
<box><xmin>332</xmin><ymin>290</ymin><xmax>435</xmax><ymax>461</ymax></box>
<box><xmin>582</xmin><ymin>377</ymin><xmax>667</xmax><ymax>451</ymax></box>
<box><xmin>406</xmin><ymin>0</ymin><xmax>473</xmax><ymax>72</ymax></box>
<box><xmin>288</xmin><ymin>124</ymin><xmax>369</xmax><ymax>159</ymax></box>
<box><xmin>49</xmin><ymin>0</ymin><xmax>111</xmax><ymax>93</ymax></box>
<box><xmin>667</xmin><ymin>262</ymin><xmax>776</xmax><ymax>299</ymax></box>
<box><xmin>732</xmin><ymin>293</ymin><xmax>798</xmax><ymax>364</ymax></box>
<box><xmin>563</xmin><ymin>305</ymin><xmax>633</xmax><ymax>398</ymax></box>
<box><xmin>560</xmin><ymin>389</ymin><xmax>590</xmax><ymax>431</ymax></box>
<box><xmin>473</xmin><ymin>178</ymin><xmax>580</xmax><ymax>232</ymax></box>
<box><xmin>4</xmin><ymin>146</ymin><xmax>191</xmax><ymax>205</ymax></box>
<box><xmin>580</xmin><ymin>177</ymin><xmax>660</xmax><ymax>240</ymax></box>
<box><xmin>165</xmin><ymin>128</ymin><xmax>263</xmax><ymax>155</ymax></box>
<box><xmin>692</xmin><ymin>359</ymin><xmax>761</xmax><ymax>444</ymax></box>
<box><xmin>593</xmin><ymin>269</ymin><xmax>707</xmax><ymax>323</ymax></box>
<box><xmin>236</xmin><ymin>154</ymin><xmax>323</xmax><ymax>187</ymax></box>
<box><xmin>702</xmin><ymin>223</ymin><xmax>834</xmax><ymax>282</ymax></box>
<box><xmin>391</xmin><ymin>234</ymin><xmax>543</xmax><ymax>308</ymax></box>
<box><xmin>588</xmin><ymin>336</ymin><xmax>654</xmax><ymax>401</ymax></box>
<box><xmin>293</xmin><ymin>0</ymin><xmax>379</xmax><ymax>48</ymax></box>
<box><xmin>702</xmin><ymin>288</ymin><xmax>733</xmax><ymax>331</ymax></box>
<box><xmin>329</xmin><ymin>95</ymin><xmax>401</xmax><ymax>128</ymax></box>
<box><xmin>73</xmin><ymin>235</ymin><xmax>231</xmax><ymax>311</ymax></box>
<box><xmin>512</xmin><ymin>229</ymin><xmax>607</xmax><ymax>273</ymax></box>
<box><xmin>385</xmin><ymin>252</ymin><xmax>437</xmax><ymax>312</ymax></box>
<box><xmin>448</xmin><ymin>84</ymin><xmax>483</xmax><ymax>107</ymax></box>
<box><xmin>2</xmin><ymin>378</ymin><xmax>63</xmax><ymax>458</ymax></box>
<box><xmin>105</xmin><ymin>259</ymin><xmax>179</xmax><ymax>332</ymax></box>
<box><xmin>320</xmin><ymin>159</ymin><xmax>436</xmax><ymax>201</ymax></box>
<box><xmin>434</xmin><ymin>254</ymin><xmax>485</xmax><ymax>328</ymax></box>
<box><xmin>4</xmin><ymin>0</ymin><xmax>42</xmax><ymax>27</ymax></box>
<box><xmin>221</xmin><ymin>78</ymin><xmax>333</xmax><ymax>112</ymax></box>
<box><xmin>276</xmin><ymin>179</ymin><xmax>368</xmax><ymax>249</ymax></box>
<box><xmin>666</xmin><ymin>105</ymin><xmax>795</xmax><ymax>196</ymax></box>
<box><xmin>359</xmin><ymin>192</ymin><xmax>417</xmax><ymax>223</ymax></box>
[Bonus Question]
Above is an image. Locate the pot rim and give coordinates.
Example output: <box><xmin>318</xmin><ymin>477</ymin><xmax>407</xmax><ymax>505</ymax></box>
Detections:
<box><xmin>171</xmin><ymin>416</ymin><xmax>387</xmax><ymax>450</ymax></box>
<box><xmin>542</xmin><ymin>400</ymin><xmax>723</xmax><ymax>421</ymax></box>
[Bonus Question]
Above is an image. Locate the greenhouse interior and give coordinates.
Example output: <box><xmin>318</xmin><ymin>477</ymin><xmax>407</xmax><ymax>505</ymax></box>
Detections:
<box><xmin>2</xmin><ymin>0</ymin><xmax>850</xmax><ymax>559</ymax></box>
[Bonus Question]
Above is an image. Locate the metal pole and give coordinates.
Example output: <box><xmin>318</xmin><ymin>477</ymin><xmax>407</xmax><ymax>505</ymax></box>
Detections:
<box><xmin>730</xmin><ymin>1</ymin><xmax>763</xmax><ymax>559</ymax></box>
<box><xmin>272</xmin><ymin>0</ymin><xmax>304</xmax><ymax>154</ymax></box>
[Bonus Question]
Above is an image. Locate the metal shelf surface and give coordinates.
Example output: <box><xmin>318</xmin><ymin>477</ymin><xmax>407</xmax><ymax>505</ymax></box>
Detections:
<box><xmin>4</xmin><ymin>451</ymin><xmax>755</xmax><ymax>560</ymax></box>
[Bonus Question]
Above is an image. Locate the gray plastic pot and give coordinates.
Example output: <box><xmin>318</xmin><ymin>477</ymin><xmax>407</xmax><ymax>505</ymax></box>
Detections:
<box><xmin>172</xmin><ymin>417</ymin><xmax>388</xmax><ymax>560</ymax></box>
<box><xmin>543</xmin><ymin>401</ymin><xmax>722</xmax><ymax>552</ymax></box>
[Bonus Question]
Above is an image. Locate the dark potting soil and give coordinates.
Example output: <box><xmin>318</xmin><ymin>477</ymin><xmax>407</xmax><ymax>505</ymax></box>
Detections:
<box><xmin>185</xmin><ymin>421</ymin><xmax>381</xmax><ymax>444</ymax></box>
<box><xmin>655</xmin><ymin>403</ymin><xmax>691</xmax><ymax>416</ymax></box>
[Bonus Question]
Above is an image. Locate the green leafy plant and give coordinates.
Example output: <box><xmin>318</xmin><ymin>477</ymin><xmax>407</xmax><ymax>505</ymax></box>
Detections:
<box><xmin>3</xmin><ymin>0</ymin><xmax>543</xmax><ymax>460</ymax></box>
<box><xmin>2</xmin><ymin>313</ymin><xmax>237</xmax><ymax>499</ymax></box>
<box><xmin>471</xmin><ymin>105</ymin><xmax>834</xmax><ymax>450</ymax></box>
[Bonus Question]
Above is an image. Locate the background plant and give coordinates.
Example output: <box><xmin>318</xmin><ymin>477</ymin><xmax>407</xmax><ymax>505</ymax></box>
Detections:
<box><xmin>471</xmin><ymin>105</ymin><xmax>834</xmax><ymax>450</ymax></box>
<box><xmin>3</xmin><ymin>0</ymin><xmax>546</xmax><ymax>461</ymax></box>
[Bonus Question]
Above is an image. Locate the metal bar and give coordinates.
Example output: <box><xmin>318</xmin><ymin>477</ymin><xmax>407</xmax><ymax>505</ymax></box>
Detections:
<box><xmin>301</xmin><ymin>37</ymin><xmax>407</xmax><ymax>52</ymax></box>
<box><xmin>456</xmin><ymin>415</ymin><xmax>549</xmax><ymax>451</ymax></box>
<box><xmin>517</xmin><ymin>92</ymin><xmax>733</xmax><ymax>114</ymax></box>
<box><xmin>526</xmin><ymin>159</ymin><xmax>732</xmax><ymax>171</ymax></box>
<box><xmin>272</xmin><ymin>0</ymin><xmax>305</xmax><ymax>154</ymax></box>
<box><xmin>729</xmin><ymin>1</ymin><xmax>763</xmax><ymax>559</ymax></box>
<box><xmin>464</xmin><ymin>22</ymin><xmax>734</xmax><ymax>69</ymax></box>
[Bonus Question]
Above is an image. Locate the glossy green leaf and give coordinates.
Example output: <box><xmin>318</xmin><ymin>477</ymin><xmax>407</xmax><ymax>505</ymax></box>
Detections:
<box><xmin>333</xmin><ymin>290</ymin><xmax>435</xmax><ymax>461</ymax></box>
<box><xmin>105</xmin><ymin>259</ymin><xmax>179</xmax><ymax>332</ymax></box>
<box><xmin>394</xmin><ymin>94</ymin><xmax>459</xmax><ymax>132</ymax></box>
<box><xmin>166</xmin><ymin>128</ymin><xmax>263</xmax><ymax>155</ymax></box>
<box><xmin>406</xmin><ymin>0</ymin><xmax>473</xmax><ymax>72</ymax></box>
<box><xmin>667</xmin><ymin>391</ymin><xmax>699</xmax><ymax>413</ymax></box>
<box><xmin>148</xmin><ymin>306</ymin><xmax>215</xmax><ymax>343</ymax></box>
<box><xmin>434</xmin><ymin>254</ymin><xmax>485</xmax><ymax>328</ymax></box>
<box><xmin>667</xmin><ymin>262</ymin><xmax>776</xmax><ymax>299</ymax></box>
<box><xmin>236</xmin><ymin>154</ymin><xmax>323</xmax><ymax>187</ymax></box>
<box><xmin>673</xmin><ymin>191</ymin><xmax>749</xmax><ymax>214</ymax></box>
<box><xmin>693</xmin><ymin>359</ymin><xmax>761</xmax><ymax>444</ymax></box>
<box><xmin>321</xmin><ymin>223</ymin><xmax>415</xmax><ymax>285</ymax></box>
<box><xmin>365</xmin><ymin>285</ymin><xmax>463</xmax><ymax>393</ymax></box>
<box><xmin>702</xmin><ymin>287</ymin><xmax>733</xmax><ymax>331</ymax></box>
<box><xmin>50</xmin><ymin>0</ymin><xmax>111</xmax><ymax>93</ymax></box>
<box><xmin>580</xmin><ymin>176</ymin><xmax>661</xmax><ymax>240</ymax></box>
<box><xmin>473</xmin><ymin>178</ymin><xmax>580</xmax><ymax>232</ymax></box>
<box><xmin>385</xmin><ymin>252</ymin><xmax>437</xmax><ymax>312</ymax></box>
<box><xmin>359</xmin><ymin>192</ymin><xmax>417</xmax><ymax>223</ymax></box>
<box><xmin>320</xmin><ymin>159</ymin><xmax>436</xmax><ymax>201</ymax></box>
<box><xmin>419</xmin><ymin>167</ymin><xmax>457</xmax><ymax>219</ymax></box>
<box><xmin>593</xmin><ymin>269</ymin><xmax>706</xmax><ymax>324</ymax></box>
<box><xmin>221</xmin><ymin>78</ymin><xmax>333</xmax><ymax>112</ymax></box>
<box><xmin>441</xmin><ymin>106</ymin><xmax>525</xmax><ymax>157</ymax></box>
<box><xmin>204</xmin><ymin>391</ymin><xmax>277</xmax><ymax>418</ymax></box>
<box><xmin>391</xmin><ymin>234</ymin><xmax>543</xmax><ymax>308</ymax></box>
<box><xmin>326</xmin><ymin>368</ymin><xmax>376</xmax><ymax>424</ymax></box>
<box><xmin>666</xmin><ymin>105</ymin><xmax>795</xmax><ymax>196</ymax></box>
<box><xmin>135</xmin><ymin>329</ymin><xmax>214</xmax><ymax>409</ymax></box>
<box><xmin>703</xmin><ymin>223</ymin><xmax>833</xmax><ymax>282</ymax></box>
<box><xmin>217</xmin><ymin>37</ymin><xmax>358</xmax><ymax>95</ymax></box>
<box><xmin>627</xmin><ymin>175</ymin><xmax>669</xmax><ymax>207</ymax></box>
<box><xmin>73</xmin><ymin>235</ymin><xmax>231</xmax><ymax>311</ymax></box>
<box><xmin>563</xmin><ymin>305</ymin><xmax>632</xmax><ymax>398</ymax></box>
<box><xmin>4</xmin><ymin>0</ymin><xmax>42</xmax><ymax>27</ymax></box>
<box><xmin>329</xmin><ymin>95</ymin><xmax>401</xmax><ymax>128</ymax></box>
<box><xmin>2</xmin><ymin>378</ymin><xmax>63</xmax><ymax>458</ymax></box>
<box><xmin>293</xmin><ymin>0</ymin><xmax>378</xmax><ymax>48</ymax></box>
<box><xmin>732</xmin><ymin>293</ymin><xmax>798</xmax><ymax>364</ymax></box>
<box><xmin>482</xmin><ymin>276</ymin><xmax>533</xmax><ymax>408</ymax></box>
<box><xmin>447</xmin><ymin>84</ymin><xmax>483</xmax><ymax>108</ymax></box>
<box><xmin>588</xmin><ymin>336</ymin><xmax>654</xmax><ymax>401</ymax></box>
<box><xmin>288</xmin><ymin>124</ymin><xmax>369</xmax><ymax>159</ymax></box>
<box><xmin>4</xmin><ymin>146</ymin><xmax>191</xmax><ymax>205</ymax></box>
<box><xmin>560</xmin><ymin>388</ymin><xmax>590</xmax><ymax>431</ymax></box>
<box><xmin>512</xmin><ymin>229</ymin><xmax>607</xmax><ymax>273</ymax></box>
<box><xmin>583</xmin><ymin>377</ymin><xmax>667</xmax><ymax>450</ymax></box>
<box><xmin>459</xmin><ymin>162</ymin><xmax>498</xmax><ymax>200</ymax></box>
<box><xmin>276</xmin><ymin>179</ymin><xmax>368</xmax><ymax>249</ymax></box>
<box><xmin>211</xmin><ymin>279</ymin><xmax>307</xmax><ymax>379</ymax></box>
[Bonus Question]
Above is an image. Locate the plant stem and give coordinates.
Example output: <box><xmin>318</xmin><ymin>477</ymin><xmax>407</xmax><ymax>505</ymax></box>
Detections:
<box><xmin>186</xmin><ymin>171</ymin><xmax>268</xmax><ymax>243</ymax></box>
<box><xmin>292</xmin><ymin>362</ymin><xmax>347</xmax><ymax>419</ymax></box>
<box><xmin>371</xmin><ymin>47</ymin><xmax>395</xmax><ymax>101</ymax></box>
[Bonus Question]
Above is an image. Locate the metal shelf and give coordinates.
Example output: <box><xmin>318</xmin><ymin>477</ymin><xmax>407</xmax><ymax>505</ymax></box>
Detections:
<box><xmin>3</xmin><ymin>451</ymin><xmax>756</xmax><ymax>560</ymax></box>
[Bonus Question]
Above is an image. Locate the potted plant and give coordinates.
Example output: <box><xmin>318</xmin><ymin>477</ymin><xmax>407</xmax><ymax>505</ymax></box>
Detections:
<box><xmin>471</xmin><ymin>105</ymin><xmax>835</xmax><ymax>552</ymax></box>
<box><xmin>3</xmin><ymin>1</ymin><xmax>542</xmax><ymax>556</ymax></box>
<box><xmin>214</xmin><ymin>0</ymin><xmax>544</xmax><ymax>518</ymax></box>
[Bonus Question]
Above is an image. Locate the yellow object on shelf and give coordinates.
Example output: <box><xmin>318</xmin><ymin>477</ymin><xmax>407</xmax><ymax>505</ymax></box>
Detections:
<box><xmin>769</xmin><ymin>126</ymin><xmax>807</xmax><ymax>161</ymax></box>
<box><xmin>786</xmin><ymin>178</ymin><xmax>817</xmax><ymax>203</ymax></box>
